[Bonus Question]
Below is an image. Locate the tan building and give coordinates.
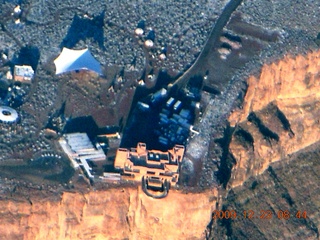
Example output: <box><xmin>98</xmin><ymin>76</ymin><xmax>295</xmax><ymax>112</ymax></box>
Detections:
<box><xmin>114</xmin><ymin>143</ymin><xmax>185</xmax><ymax>191</ymax></box>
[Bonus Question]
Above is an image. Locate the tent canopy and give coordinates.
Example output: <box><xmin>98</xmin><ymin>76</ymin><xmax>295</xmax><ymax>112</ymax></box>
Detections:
<box><xmin>54</xmin><ymin>48</ymin><xmax>102</xmax><ymax>75</ymax></box>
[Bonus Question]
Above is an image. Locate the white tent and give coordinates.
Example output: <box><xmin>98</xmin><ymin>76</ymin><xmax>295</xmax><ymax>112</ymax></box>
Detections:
<box><xmin>54</xmin><ymin>48</ymin><xmax>102</xmax><ymax>75</ymax></box>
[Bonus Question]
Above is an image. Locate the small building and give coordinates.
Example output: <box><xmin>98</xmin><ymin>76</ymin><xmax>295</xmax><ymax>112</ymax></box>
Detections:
<box><xmin>151</xmin><ymin>88</ymin><xmax>167</xmax><ymax>105</ymax></box>
<box><xmin>166</xmin><ymin>97</ymin><xmax>175</xmax><ymax>108</ymax></box>
<box><xmin>144</xmin><ymin>39</ymin><xmax>154</xmax><ymax>48</ymax></box>
<box><xmin>134</xmin><ymin>28</ymin><xmax>144</xmax><ymax>36</ymax></box>
<box><xmin>179</xmin><ymin>109</ymin><xmax>191</xmax><ymax>119</ymax></box>
<box><xmin>173</xmin><ymin>100</ymin><xmax>182</xmax><ymax>111</ymax></box>
<box><xmin>101</xmin><ymin>172</ymin><xmax>121</xmax><ymax>182</ymax></box>
<box><xmin>97</xmin><ymin>132</ymin><xmax>120</xmax><ymax>139</ymax></box>
<box><xmin>137</xmin><ymin>101</ymin><xmax>150</xmax><ymax>111</ymax></box>
<box><xmin>14</xmin><ymin>65</ymin><xmax>34</xmax><ymax>83</ymax></box>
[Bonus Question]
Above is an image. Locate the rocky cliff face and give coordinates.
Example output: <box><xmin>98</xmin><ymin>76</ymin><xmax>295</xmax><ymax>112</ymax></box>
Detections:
<box><xmin>214</xmin><ymin>140</ymin><xmax>320</xmax><ymax>239</ymax></box>
<box><xmin>0</xmin><ymin>187</ymin><xmax>217</xmax><ymax>240</ymax></box>
<box><xmin>228</xmin><ymin>50</ymin><xmax>320</xmax><ymax>187</ymax></box>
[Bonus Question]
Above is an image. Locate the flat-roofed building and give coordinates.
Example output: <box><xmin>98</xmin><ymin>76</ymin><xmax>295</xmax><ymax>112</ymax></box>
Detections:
<box><xmin>14</xmin><ymin>65</ymin><xmax>34</xmax><ymax>83</ymax></box>
<box><xmin>59</xmin><ymin>132</ymin><xmax>106</xmax><ymax>178</ymax></box>
<box><xmin>114</xmin><ymin>142</ymin><xmax>185</xmax><ymax>188</ymax></box>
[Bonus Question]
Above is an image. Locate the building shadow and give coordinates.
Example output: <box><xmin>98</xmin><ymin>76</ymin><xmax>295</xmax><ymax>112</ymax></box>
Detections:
<box><xmin>63</xmin><ymin>116</ymin><xmax>99</xmax><ymax>140</ymax></box>
<box><xmin>13</xmin><ymin>45</ymin><xmax>40</xmax><ymax>71</ymax></box>
<box><xmin>60</xmin><ymin>11</ymin><xmax>105</xmax><ymax>50</ymax></box>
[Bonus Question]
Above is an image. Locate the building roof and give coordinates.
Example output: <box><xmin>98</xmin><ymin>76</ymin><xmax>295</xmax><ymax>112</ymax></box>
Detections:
<box><xmin>63</xmin><ymin>132</ymin><xmax>105</xmax><ymax>160</ymax></box>
<box><xmin>114</xmin><ymin>142</ymin><xmax>184</xmax><ymax>185</ymax></box>
<box><xmin>14</xmin><ymin>65</ymin><xmax>34</xmax><ymax>81</ymax></box>
<box><xmin>54</xmin><ymin>48</ymin><xmax>102</xmax><ymax>75</ymax></box>
<box><xmin>59</xmin><ymin>132</ymin><xmax>106</xmax><ymax>178</ymax></box>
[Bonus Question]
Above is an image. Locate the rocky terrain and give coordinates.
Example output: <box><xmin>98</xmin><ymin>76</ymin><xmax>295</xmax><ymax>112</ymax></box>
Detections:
<box><xmin>0</xmin><ymin>0</ymin><xmax>319</xmax><ymax>239</ymax></box>
<box><xmin>0</xmin><ymin>0</ymin><xmax>227</xmax><ymax>77</ymax></box>
<box><xmin>208</xmin><ymin>49</ymin><xmax>320</xmax><ymax>239</ymax></box>
<box><xmin>213</xmin><ymin>140</ymin><xmax>320</xmax><ymax>239</ymax></box>
<box><xmin>228</xmin><ymin>50</ymin><xmax>320</xmax><ymax>188</ymax></box>
<box><xmin>0</xmin><ymin>48</ymin><xmax>318</xmax><ymax>240</ymax></box>
<box><xmin>0</xmin><ymin>0</ymin><xmax>228</xmax><ymax>166</ymax></box>
<box><xmin>178</xmin><ymin>0</ymin><xmax>320</xmax><ymax>191</ymax></box>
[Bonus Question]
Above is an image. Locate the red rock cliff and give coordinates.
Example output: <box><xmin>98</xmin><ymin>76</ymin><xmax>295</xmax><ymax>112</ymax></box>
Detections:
<box><xmin>228</xmin><ymin>50</ymin><xmax>320</xmax><ymax>187</ymax></box>
<box><xmin>0</xmin><ymin>187</ymin><xmax>217</xmax><ymax>239</ymax></box>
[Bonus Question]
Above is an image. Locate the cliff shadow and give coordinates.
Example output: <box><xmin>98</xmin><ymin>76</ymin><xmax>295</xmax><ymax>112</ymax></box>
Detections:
<box><xmin>215</xmin><ymin>123</ymin><xmax>236</xmax><ymax>188</ymax></box>
<box><xmin>63</xmin><ymin>116</ymin><xmax>99</xmax><ymax>140</ymax></box>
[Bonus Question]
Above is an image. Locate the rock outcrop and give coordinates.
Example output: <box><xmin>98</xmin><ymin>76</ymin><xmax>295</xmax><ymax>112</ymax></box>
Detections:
<box><xmin>0</xmin><ymin>187</ymin><xmax>217</xmax><ymax>239</ymax></box>
<box><xmin>214</xmin><ymin>140</ymin><xmax>320</xmax><ymax>239</ymax></box>
<box><xmin>228</xmin><ymin>50</ymin><xmax>320</xmax><ymax>187</ymax></box>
